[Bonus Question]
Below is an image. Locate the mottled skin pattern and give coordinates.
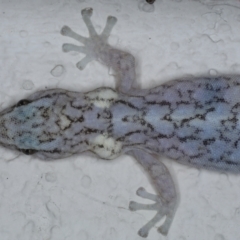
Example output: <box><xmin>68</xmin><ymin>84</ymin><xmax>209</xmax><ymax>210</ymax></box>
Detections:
<box><xmin>0</xmin><ymin>7</ymin><xmax>239</xmax><ymax>237</ymax></box>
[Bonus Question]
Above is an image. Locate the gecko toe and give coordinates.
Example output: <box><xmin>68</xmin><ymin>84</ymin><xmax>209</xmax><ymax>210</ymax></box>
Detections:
<box><xmin>136</xmin><ymin>187</ymin><xmax>146</xmax><ymax>196</ymax></box>
<box><xmin>81</xmin><ymin>7</ymin><xmax>93</xmax><ymax>17</ymax></box>
<box><xmin>107</xmin><ymin>16</ymin><xmax>117</xmax><ymax>25</ymax></box>
<box><xmin>138</xmin><ymin>227</ymin><xmax>148</xmax><ymax>238</ymax></box>
<box><xmin>129</xmin><ymin>201</ymin><xmax>137</xmax><ymax>211</ymax></box>
<box><xmin>61</xmin><ymin>26</ymin><xmax>72</xmax><ymax>36</ymax></box>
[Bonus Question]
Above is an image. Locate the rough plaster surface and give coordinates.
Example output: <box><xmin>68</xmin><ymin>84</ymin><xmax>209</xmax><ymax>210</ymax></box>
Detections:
<box><xmin>1</xmin><ymin>0</ymin><xmax>240</xmax><ymax>239</ymax></box>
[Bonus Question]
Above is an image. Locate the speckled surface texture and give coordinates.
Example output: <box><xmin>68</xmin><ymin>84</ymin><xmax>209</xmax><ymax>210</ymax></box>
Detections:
<box><xmin>1</xmin><ymin>0</ymin><xmax>240</xmax><ymax>239</ymax></box>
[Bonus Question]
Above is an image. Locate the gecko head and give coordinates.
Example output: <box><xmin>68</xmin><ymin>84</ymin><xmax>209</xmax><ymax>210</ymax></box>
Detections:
<box><xmin>0</xmin><ymin>90</ymin><xmax>93</xmax><ymax>160</ymax></box>
<box><xmin>0</xmin><ymin>94</ymin><xmax>72</xmax><ymax>160</ymax></box>
<box><xmin>0</xmin><ymin>98</ymin><xmax>45</xmax><ymax>157</ymax></box>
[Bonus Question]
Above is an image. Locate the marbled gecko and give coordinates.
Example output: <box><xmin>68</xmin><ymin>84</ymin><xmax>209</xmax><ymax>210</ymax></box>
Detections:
<box><xmin>0</xmin><ymin>7</ymin><xmax>239</xmax><ymax>238</ymax></box>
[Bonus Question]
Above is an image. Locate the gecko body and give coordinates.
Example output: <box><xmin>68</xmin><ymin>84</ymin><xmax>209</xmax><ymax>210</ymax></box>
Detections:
<box><xmin>0</xmin><ymin>8</ymin><xmax>239</xmax><ymax>237</ymax></box>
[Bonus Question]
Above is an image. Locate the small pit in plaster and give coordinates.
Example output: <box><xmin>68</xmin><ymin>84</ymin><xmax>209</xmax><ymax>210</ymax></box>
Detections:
<box><xmin>51</xmin><ymin>65</ymin><xmax>64</xmax><ymax>77</ymax></box>
<box><xmin>209</xmin><ymin>69</ymin><xmax>218</xmax><ymax>76</ymax></box>
<box><xmin>45</xmin><ymin>172</ymin><xmax>57</xmax><ymax>182</ymax></box>
<box><xmin>81</xmin><ymin>175</ymin><xmax>92</xmax><ymax>188</ymax></box>
<box><xmin>22</xmin><ymin>80</ymin><xmax>34</xmax><ymax>90</ymax></box>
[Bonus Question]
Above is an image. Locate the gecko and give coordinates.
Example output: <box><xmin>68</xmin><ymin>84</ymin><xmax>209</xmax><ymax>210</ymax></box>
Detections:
<box><xmin>0</xmin><ymin>7</ymin><xmax>240</xmax><ymax>238</ymax></box>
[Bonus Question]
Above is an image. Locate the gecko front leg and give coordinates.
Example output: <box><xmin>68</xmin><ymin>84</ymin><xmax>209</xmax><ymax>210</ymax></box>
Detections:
<box><xmin>127</xmin><ymin>149</ymin><xmax>177</xmax><ymax>238</ymax></box>
<box><xmin>61</xmin><ymin>8</ymin><xmax>137</xmax><ymax>92</ymax></box>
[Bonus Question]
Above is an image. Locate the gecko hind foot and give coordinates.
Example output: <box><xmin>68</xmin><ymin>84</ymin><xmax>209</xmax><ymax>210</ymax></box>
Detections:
<box><xmin>61</xmin><ymin>7</ymin><xmax>117</xmax><ymax>70</ymax></box>
<box><xmin>129</xmin><ymin>187</ymin><xmax>175</xmax><ymax>238</ymax></box>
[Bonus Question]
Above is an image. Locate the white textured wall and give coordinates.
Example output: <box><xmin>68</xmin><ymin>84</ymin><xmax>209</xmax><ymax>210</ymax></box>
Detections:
<box><xmin>0</xmin><ymin>0</ymin><xmax>240</xmax><ymax>239</ymax></box>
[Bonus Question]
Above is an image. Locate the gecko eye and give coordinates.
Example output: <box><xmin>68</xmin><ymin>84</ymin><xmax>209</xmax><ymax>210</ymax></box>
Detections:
<box><xmin>16</xmin><ymin>99</ymin><xmax>31</xmax><ymax>107</ymax></box>
<box><xmin>20</xmin><ymin>149</ymin><xmax>36</xmax><ymax>155</ymax></box>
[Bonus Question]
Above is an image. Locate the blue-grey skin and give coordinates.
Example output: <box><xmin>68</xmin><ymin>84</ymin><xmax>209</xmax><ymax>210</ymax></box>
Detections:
<box><xmin>0</xmin><ymin>8</ymin><xmax>239</xmax><ymax>238</ymax></box>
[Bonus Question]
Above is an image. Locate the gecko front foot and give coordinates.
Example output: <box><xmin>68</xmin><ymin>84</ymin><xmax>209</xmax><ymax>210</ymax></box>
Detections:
<box><xmin>129</xmin><ymin>187</ymin><xmax>176</xmax><ymax>238</ymax></box>
<box><xmin>61</xmin><ymin>7</ymin><xmax>117</xmax><ymax>70</ymax></box>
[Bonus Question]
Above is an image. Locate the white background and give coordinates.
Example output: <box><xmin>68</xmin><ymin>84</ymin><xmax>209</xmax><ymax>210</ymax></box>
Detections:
<box><xmin>1</xmin><ymin>0</ymin><xmax>240</xmax><ymax>239</ymax></box>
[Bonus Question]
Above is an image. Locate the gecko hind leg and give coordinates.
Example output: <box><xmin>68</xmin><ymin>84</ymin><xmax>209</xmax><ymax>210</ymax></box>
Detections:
<box><xmin>61</xmin><ymin>7</ymin><xmax>117</xmax><ymax>70</ymax></box>
<box><xmin>128</xmin><ymin>149</ymin><xmax>178</xmax><ymax>238</ymax></box>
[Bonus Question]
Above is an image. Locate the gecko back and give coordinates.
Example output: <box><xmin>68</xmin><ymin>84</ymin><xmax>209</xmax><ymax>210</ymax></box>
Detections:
<box><xmin>142</xmin><ymin>76</ymin><xmax>240</xmax><ymax>172</ymax></box>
